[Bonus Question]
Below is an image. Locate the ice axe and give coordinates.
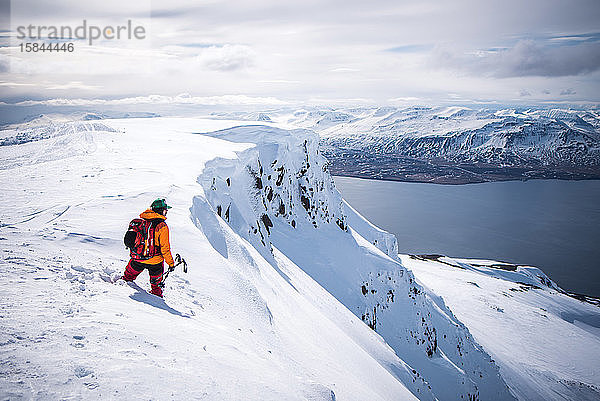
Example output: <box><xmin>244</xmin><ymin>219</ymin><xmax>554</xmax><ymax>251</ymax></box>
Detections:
<box><xmin>157</xmin><ymin>253</ymin><xmax>187</xmax><ymax>288</ymax></box>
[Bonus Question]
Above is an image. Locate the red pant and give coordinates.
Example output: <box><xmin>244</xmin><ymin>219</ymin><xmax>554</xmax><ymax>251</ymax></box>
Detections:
<box><xmin>122</xmin><ymin>259</ymin><xmax>164</xmax><ymax>297</ymax></box>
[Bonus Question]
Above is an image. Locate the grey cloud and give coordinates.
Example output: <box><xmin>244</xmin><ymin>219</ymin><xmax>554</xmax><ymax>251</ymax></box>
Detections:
<box><xmin>386</xmin><ymin>44</ymin><xmax>432</xmax><ymax>53</ymax></box>
<box><xmin>0</xmin><ymin>0</ymin><xmax>10</xmax><ymax>28</ymax></box>
<box><xmin>0</xmin><ymin>57</ymin><xmax>8</xmax><ymax>73</ymax></box>
<box><xmin>197</xmin><ymin>45</ymin><xmax>255</xmax><ymax>72</ymax></box>
<box><xmin>9</xmin><ymin>0</ymin><xmax>151</xmax><ymax>20</ymax></box>
<box><xmin>145</xmin><ymin>0</ymin><xmax>600</xmax><ymax>50</ymax></box>
<box><xmin>560</xmin><ymin>88</ymin><xmax>576</xmax><ymax>95</ymax></box>
<box><xmin>150</xmin><ymin>6</ymin><xmax>207</xmax><ymax>19</ymax></box>
<box><xmin>519</xmin><ymin>89</ymin><xmax>531</xmax><ymax>97</ymax></box>
<box><xmin>432</xmin><ymin>40</ymin><xmax>600</xmax><ymax>78</ymax></box>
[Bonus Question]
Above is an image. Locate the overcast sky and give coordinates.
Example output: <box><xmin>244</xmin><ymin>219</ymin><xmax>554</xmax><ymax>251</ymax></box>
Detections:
<box><xmin>1</xmin><ymin>0</ymin><xmax>599</xmax><ymax>106</ymax></box>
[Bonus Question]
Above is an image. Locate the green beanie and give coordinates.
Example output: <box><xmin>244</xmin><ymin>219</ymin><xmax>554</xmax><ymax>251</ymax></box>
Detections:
<box><xmin>151</xmin><ymin>198</ymin><xmax>172</xmax><ymax>211</ymax></box>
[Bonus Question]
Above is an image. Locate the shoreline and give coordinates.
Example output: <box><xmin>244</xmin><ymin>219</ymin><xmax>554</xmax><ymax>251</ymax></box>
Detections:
<box><xmin>331</xmin><ymin>172</ymin><xmax>600</xmax><ymax>185</ymax></box>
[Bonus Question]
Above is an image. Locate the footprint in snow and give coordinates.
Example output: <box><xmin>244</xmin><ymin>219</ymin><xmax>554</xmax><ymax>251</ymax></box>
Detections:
<box><xmin>73</xmin><ymin>366</ymin><xmax>93</xmax><ymax>378</ymax></box>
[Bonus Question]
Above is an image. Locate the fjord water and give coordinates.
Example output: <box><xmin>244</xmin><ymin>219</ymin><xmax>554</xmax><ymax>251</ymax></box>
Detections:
<box><xmin>334</xmin><ymin>177</ymin><xmax>600</xmax><ymax>297</ymax></box>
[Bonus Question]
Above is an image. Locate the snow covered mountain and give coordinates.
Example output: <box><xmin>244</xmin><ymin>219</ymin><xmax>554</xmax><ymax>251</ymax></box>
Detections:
<box><xmin>1</xmin><ymin>115</ymin><xmax>598</xmax><ymax>400</ymax></box>
<box><xmin>314</xmin><ymin>106</ymin><xmax>600</xmax><ymax>183</ymax></box>
<box><xmin>208</xmin><ymin>106</ymin><xmax>600</xmax><ymax>184</ymax></box>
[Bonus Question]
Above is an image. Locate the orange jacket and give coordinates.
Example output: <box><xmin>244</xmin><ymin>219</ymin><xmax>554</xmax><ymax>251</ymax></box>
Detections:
<box><xmin>138</xmin><ymin>209</ymin><xmax>175</xmax><ymax>266</ymax></box>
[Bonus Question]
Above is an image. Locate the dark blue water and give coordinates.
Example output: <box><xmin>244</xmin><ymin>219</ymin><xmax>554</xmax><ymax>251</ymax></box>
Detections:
<box><xmin>334</xmin><ymin>177</ymin><xmax>600</xmax><ymax>297</ymax></box>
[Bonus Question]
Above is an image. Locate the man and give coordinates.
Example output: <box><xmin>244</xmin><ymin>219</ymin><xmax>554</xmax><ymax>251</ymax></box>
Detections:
<box><xmin>122</xmin><ymin>198</ymin><xmax>175</xmax><ymax>297</ymax></box>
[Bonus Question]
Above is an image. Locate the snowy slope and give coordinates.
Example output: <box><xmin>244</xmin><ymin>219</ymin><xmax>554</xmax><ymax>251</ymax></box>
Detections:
<box><xmin>196</xmin><ymin>124</ymin><xmax>513</xmax><ymax>400</ymax></box>
<box><xmin>402</xmin><ymin>254</ymin><xmax>600</xmax><ymax>401</ymax></box>
<box><xmin>0</xmin><ymin>117</ymin><xmax>420</xmax><ymax>400</ymax></box>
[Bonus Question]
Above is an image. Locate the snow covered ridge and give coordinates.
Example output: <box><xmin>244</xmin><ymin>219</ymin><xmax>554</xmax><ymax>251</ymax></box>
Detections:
<box><xmin>0</xmin><ymin>120</ymin><xmax>119</xmax><ymax>171</ymax></box>
<box><xmin>198</xmin><ymin>125</ymin><xmax>351</xmax><ymax>256</ymax></box>
<box><xmin>197</xmin><ymin>124</ymin><xmax>397</xmax><ymax>258</ymax></box>
<box><xmin>195</xmin><ymin>124</ymin><xmax>514</xmax><ymax>400</ymax></box>
<box><xmin>0</xmin><ymin>120</ymin><xmax>118</xmax><ymax>147</ymax></box>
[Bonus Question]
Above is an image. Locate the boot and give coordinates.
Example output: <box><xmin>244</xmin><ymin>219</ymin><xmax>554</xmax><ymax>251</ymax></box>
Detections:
<box><xmin>150</xmin><ymin>275</ymin><xmax>163</xmax><ymax>297</ymax></box>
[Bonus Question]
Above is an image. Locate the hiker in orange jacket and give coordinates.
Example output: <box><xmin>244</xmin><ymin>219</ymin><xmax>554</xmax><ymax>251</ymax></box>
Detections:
<box><xmin>122</xmin><ymin>198</ymin><xmax>175</xmax><ymax>297</ymax></box>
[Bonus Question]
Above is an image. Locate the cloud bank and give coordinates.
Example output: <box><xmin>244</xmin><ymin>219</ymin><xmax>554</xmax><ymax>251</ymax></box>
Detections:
<box><xmin>432</xmin><ymin>40</ymin><xmax>600</xmax><ymax>78</ymax></box>
<box><xmin>2</xmin><ymin>93</ymin><xmax>288</xmax><ymax>106</ymax></box>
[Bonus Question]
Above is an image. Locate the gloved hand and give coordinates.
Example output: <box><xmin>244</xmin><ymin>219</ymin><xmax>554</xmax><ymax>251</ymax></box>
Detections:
<box><xmin>168</xmin><ymin>265</ymin><xmax>175</xmax><ymax>272</ymax></box>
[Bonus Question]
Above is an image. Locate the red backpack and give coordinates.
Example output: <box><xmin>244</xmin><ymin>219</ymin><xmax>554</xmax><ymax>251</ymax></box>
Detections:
<box><xmin>124</xmin><ymin>218</ymin><xmax>163</xmax><ymax>260</ymax></box>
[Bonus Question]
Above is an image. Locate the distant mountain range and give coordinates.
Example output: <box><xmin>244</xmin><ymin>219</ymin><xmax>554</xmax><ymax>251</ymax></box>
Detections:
<box><xmin>285</xmin><ymin>106</ymin><xmax>600</xmax><ymax>184</ymax></box>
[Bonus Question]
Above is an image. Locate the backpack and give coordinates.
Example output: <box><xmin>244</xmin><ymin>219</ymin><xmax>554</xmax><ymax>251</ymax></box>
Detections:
<box><xmin>124</xmin><ymin>218</ymin><xmax>163</xmax><ymax>260</ymax></box>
